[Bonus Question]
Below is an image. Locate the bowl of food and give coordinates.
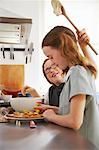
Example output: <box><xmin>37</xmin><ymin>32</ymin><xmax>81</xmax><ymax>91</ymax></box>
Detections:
<box><xmin>10</xmin><ymin>97</ymin><xmax>43</xmax><ymax>112</ymax></box>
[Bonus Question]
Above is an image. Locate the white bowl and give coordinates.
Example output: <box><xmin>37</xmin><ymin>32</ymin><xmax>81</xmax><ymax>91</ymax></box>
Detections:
<box><xmin>10</xmin><ymin>97</ymin><xmax>42</xmax><ymax>112</ymax></box>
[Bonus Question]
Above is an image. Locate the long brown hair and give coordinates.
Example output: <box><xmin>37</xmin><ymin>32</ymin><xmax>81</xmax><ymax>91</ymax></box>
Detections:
<box><xmin>42</xmin><ymin>26</ymin><xmax>97</xmax><ymax>78</ymax></box>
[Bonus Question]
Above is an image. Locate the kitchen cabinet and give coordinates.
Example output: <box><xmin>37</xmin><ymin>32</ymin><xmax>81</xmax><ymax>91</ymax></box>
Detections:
<box><xmin>0</xmin><ymin>64</ymin><xmax>24</xmax><ymax>96</ymax></box>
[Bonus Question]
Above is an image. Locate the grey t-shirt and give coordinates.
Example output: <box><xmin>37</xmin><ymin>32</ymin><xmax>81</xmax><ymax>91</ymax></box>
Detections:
<box><xmin>59</xmin><ymin>65</ymin><xmax>99</xmax><ymax>148</ymax></box>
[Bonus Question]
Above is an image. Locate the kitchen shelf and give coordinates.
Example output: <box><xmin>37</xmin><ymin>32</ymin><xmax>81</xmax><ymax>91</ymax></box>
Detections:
<box><xmin>0</xmin><ymin>17</ymin><xmax>32</xmax><ymax>24</ymax></box>
<box><xmin>0</xmin><ymin>17</ymin><xmax>32</xmax><ymax>44</ymax></box>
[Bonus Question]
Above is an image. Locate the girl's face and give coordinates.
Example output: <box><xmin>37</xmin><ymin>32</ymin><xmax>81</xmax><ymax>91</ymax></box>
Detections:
<box><xmin>44</xmin><ymin>59</ymin><xmax>63</xmax><ymax>85</ymax></box>
<box><xmin>43</xmin><ymin>46</ymin><xmax>68</xmax><ymax>70</ymax></box>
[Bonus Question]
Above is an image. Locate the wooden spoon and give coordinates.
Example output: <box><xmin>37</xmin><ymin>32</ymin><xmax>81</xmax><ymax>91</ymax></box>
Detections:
<box><xmin>51</xmin><ymin>0</ymin><xmax>98</xmax><ymax>55</ymax></box>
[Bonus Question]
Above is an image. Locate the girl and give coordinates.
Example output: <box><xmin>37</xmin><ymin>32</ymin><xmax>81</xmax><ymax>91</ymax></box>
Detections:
<box><xmin>41</xmin><ymin>26</ymin><xmax>99</xmax><ymax>148</ymax></box>
<box><xmin>21</xmin><ymin>29</ymin><xmax>96</xmax><ymax>107</ymax></box>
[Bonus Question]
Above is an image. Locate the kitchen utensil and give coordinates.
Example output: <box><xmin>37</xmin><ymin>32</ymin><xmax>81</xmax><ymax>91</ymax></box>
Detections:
<box><xmin>0</xmin><ymin>107</ymin><xmax>9</xmax><ymax>115</ymax></box>
<box><xmin>5</xmin><ymin>114</ymin><xmax>44</xmax><ymax>121</ymax></box>
<box><xmin>1</xmin><ymin>46</ymin><xmax>5</xmax><ymax>59</ymax></box>
<box><xmin>29</xmin><ymin>42</ymin><xmax>34</xmax><ymax>63</ymax></box>
<box><xmin>51</xmin><ymin>0</ymin><xmax>98</xmax><ymax>55</ymax></box>
<box><xmin>24</xmin><ymin>40</ymin><xmax>29</xmax><ymax>64</ymax></box>
<box><xmin>10</xmin><ymin>45</ymin><xmax>14</xmax><ymax>59</ymax></box>
<box><xmin>0</xmin><ymin>64</ymin><xmax>24</xmax><ymax>97</ymax></box>
<box><xmin>10</xmin><ymin>97</ymin><xmax>43</xmax><ymax>112</ymax></box>
<box><xmin>0</xmin><ymin>101</ymin><xmax>11</xmax><ymax>107</ymax></box>
<box><xmin>29</xmin><ymin>121</ymin><xmax>37</xmax><ymax>128</ymax></box>
<box><xmin>0</xmin><ymin>114</ymin><xmax>8</xmax><ymax>122</ymax></box>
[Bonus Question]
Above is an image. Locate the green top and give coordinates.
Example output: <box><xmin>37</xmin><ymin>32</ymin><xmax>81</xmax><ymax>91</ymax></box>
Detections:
<box><xmin>59</xmin><ymin>65</ymin><xmax>99</xmax><ymax>149</ymax></box>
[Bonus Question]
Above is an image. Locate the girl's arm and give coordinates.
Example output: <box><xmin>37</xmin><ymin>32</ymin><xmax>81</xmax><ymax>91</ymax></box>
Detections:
<box><xmin>77</xmin><ymin>29</ymin><xmax>97</xmax><ymax>69</ymax></box>
<box><xmin>43</xmin><ymin>94</ymin><xmax>86</xmax><ymax>130</ymax></box>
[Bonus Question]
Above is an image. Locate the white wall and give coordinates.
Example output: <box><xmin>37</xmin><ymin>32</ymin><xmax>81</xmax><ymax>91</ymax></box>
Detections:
<box><xmin>0</xmin><ymin>0</ymin><xmax>99</xmax><ymax>95</ymax></box>
<box><xmin>0</xmin><ymin>0</ymin><xmax>46</xmax><ymax>95</ymax></box>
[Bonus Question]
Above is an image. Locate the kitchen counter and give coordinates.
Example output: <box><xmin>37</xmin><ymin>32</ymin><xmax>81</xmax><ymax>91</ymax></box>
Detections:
<box><xmin>0</xmin><ymin>120</ymin><xmax>98</xmax><ymax>150</ymax></box>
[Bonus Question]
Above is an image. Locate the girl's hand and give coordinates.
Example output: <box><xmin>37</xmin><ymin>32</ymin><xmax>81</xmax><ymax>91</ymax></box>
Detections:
<box><xmin>43</xmin><ymin>109</ymin><xmax>56</xmax><ymax>121</ymax></box>
<box><xmin>77</xmin><ymin>29</ymin><xmax>90</xmax><ymax>50</ymax></box>
<box><xmin>34</xmin><ymin>104</ymin><xmax>59</xmax><ymax>113</ymax></box>
<box><xmin>34</xmin><ymin>104</ymin><xmax>48</xmax><ymax>112</ymax></box>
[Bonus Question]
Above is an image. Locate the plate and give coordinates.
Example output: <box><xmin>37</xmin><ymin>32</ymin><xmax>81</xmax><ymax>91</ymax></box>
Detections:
<box><xmin>4</xmin><ymin>114</ymin><xmax>44</xmax><ymax>121</ymax></box>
